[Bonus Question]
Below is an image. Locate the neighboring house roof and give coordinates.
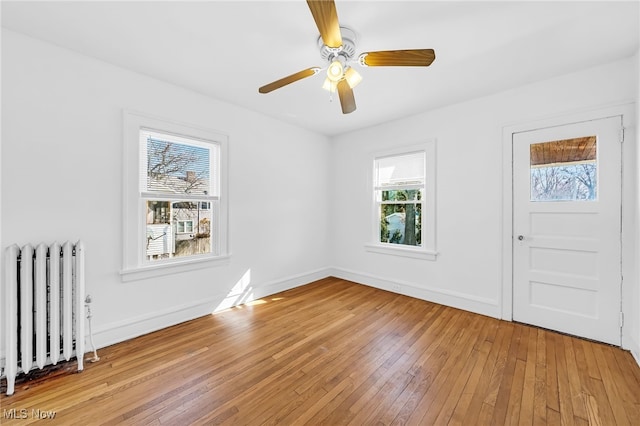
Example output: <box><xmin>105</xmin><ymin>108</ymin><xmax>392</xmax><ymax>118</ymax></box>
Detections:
<box><xmin>385</xmin><ymin>212</ymin><xmax>406</xmax><ymax>223</ymax></box>
<box><xmin>147</xmin><ymin>173</ymin><xmax>208</xmax><ymax>196</ymax></box>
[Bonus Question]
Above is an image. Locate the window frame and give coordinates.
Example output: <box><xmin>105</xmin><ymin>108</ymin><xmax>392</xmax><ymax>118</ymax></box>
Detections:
<box><xmin>121</xmin><ymin>111</ymin><xmax>229</xmax><ymax>281</ymax></box>
<box><xmin>365</xmin><ymin>140</ymin><xmax>437</xmax><ymax>260</ymax></box>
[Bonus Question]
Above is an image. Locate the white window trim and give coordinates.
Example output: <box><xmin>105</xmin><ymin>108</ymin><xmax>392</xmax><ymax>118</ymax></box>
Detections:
<box><xmin>121</xmin><ymin>110</ymin><xmax>230</xmax><ymax>281</ymax></box>
<box><xmin>365</xmin><ymin>140</ymin><xmax>438</xmax><ymax>260</ymax></box>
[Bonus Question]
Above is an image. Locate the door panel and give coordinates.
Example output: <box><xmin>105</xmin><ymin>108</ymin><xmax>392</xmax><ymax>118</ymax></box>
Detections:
<box><xmin>512</xmin><ymin>116</ymin><xmax>621</xmax><ymax>345</ymax></box>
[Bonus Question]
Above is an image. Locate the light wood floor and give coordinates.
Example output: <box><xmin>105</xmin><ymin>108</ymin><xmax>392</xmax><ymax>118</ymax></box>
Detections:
<box><xmin>1</xmin><ymin>277</ymin><xmax>639</xmax><ymax>425</ymax></box>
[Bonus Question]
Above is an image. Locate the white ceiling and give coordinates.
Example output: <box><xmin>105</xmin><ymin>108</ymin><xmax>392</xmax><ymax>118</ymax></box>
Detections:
<box><xmin>2</xmin><ymin>1</ymin><xmax>639</xmax><ymax>136</ymax></box>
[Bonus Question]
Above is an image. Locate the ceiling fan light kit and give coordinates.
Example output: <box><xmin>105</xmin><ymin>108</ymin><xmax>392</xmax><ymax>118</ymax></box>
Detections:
<box><xmin>258</xmin><ymin>0</ymin><xmax>436</xmax><ymax>114</ymax></box>
<box><xmin>322</xmin><ymin>77</ymin><xmax>338</xmax><ymax>93</ymax></box>
<box><xmin>344</xmin><ymin>67</ymin><xmax>362</xmax><ymax>89</ymax></box>
<box><xmin>327</xmin><ymin>56</ymin><xmax>345</xmax><ymax>82</ymax></box>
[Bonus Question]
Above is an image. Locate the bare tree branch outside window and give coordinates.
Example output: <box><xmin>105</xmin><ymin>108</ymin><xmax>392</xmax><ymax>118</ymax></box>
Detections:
<box><xmin>531</xmin><ymin>163</ymin><xmax>596</xmax><ymax>201</ymax></box>
<box><xmin>147</xmin><ymin>138</ymin><xmax>210</xmax><ymax>195</ymax></box>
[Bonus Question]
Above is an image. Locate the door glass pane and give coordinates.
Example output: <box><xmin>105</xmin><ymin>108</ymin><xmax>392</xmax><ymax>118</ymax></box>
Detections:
<box><xmin>530</xmin><ymin>136</ymin><xmax>597</xmax><ymax>201</ymax></box>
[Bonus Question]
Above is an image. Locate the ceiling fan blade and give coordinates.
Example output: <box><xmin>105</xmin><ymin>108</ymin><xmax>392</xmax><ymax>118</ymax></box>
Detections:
<box><xmin>258</xmin><ymin>68</ymin><xmax>320</xmax><ymax>94</ymax></box>
<box><xmin>359</xmin><ymin>49</ymin><xmax>436</xmax><ymax>67</ymax></box>
<box><xmin>337</xmin><ymin>79</ymin><xmax>356</xmax><ymax>114</ymax></box>
<box><xmin>307</xmin><ymin>0</ymin><xmax>342</xmax><ymax>48</ymax></box>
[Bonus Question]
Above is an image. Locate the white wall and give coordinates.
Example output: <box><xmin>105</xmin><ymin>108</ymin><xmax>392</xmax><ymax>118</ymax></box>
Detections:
<box><xmin>329</xmin><ymin>56</ymin><xmax>638</xmax><ymax>354</ymax></box>
<box><xmin>0</xmin><ymin>29</ymin><xmax>331</xmax><ymax>352</ymax></box>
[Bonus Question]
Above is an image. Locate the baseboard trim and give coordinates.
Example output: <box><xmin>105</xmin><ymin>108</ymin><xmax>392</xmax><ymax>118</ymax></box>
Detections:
<box><xmin>91</xmin><ymin>267</ymin><xmax>332</xmax><ymax>350</ymax></box>
<box><xmin>329</xmin><ymin>267</ymin><xmax>500</xmax><ymax>318</ymax></box>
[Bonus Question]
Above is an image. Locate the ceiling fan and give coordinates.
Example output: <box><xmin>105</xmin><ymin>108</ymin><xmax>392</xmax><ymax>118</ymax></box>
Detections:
<box><xmin>258</xmin><ymin>0</ymin><xmax>436</xmax><ymax>114</ymax></box>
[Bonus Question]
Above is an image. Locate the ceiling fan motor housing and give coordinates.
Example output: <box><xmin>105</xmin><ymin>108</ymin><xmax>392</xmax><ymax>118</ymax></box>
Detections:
<box><xmin>318</xmin><ymin>26</ymin><xmax>357</xmax><ymax>64</ymax></box>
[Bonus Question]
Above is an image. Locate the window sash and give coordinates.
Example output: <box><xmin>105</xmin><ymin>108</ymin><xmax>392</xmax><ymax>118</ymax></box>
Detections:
<box><xmin>374</xmin><ymin>151</ymin><xmax>425</xmax><ymax>188</ymax></box>
<box><xmin>139</xmin><ymin>128</ymin><xmax>220</xmax><ymax>197</ymax></box>
<box><xmin>141</xmin><ymin>199</ymin><xmax>220</xmax><ymax>262</ymax></box>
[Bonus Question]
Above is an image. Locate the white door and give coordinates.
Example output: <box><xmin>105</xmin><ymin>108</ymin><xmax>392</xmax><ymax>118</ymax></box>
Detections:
<box><xmin>513</xmin><ymin>116</ymin><xmax>622</xmax><ymax>345</ymax></box>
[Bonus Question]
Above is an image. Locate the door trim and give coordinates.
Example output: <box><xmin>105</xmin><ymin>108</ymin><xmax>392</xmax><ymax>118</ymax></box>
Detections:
<box><xmin>500</xmin><ymin>103</ymin><xmax>634</xmax><ymax>347</ymax></box>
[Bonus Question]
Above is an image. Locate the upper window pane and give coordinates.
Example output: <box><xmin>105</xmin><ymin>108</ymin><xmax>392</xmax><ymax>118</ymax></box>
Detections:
<box><xmin>375</xmin><ymin>152</ymin><xmax>425</xmax><ymax>187</ymax></box>
<box><xmin>141</xmin><ymin>130</ymin><xmax>217</xmax><ymax>196</ymax></box>
<box><xmin>530</xmin><ymin>136</ymin><xmax>597</xmax><ymax>202</ymax></box>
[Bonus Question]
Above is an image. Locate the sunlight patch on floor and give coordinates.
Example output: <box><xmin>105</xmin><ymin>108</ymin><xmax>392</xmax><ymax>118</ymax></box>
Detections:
<box><xmin>212</xmin><ymin>269</ymin><xmax>253</xmax><ymax>313</ymax></box>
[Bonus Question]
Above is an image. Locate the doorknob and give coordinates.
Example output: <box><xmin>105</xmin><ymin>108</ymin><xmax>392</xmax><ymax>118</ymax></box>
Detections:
<box><xmin>517</xmin><ymin>235</ymin><xmax>524</xmax><ymax>241</ymax></box>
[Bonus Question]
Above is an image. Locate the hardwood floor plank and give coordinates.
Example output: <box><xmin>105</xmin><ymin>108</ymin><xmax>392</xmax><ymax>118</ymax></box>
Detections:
<box><xmin>598</xmin><ymin>343</ymin><xmax>640</xmax><ymax>424</ymax></box>
<box><xmin>410</xmin><ymin>313</ymin><xmax>491</xmax><ymax>424</ymax></box>
<box><xmin>321</xmin><ymin>304</ymin><xmax>436</xmax><ymax>424</ymax></box>
<box><xmin>532</xmin><ymin>329</ymin><xmax>547</xmax><ymax>426</ymax></box>
<box><xmin>430</xmin><ymin>347</ymin><xmax>483</xmax><ymax>425</ymax></box>
<box><xmin>563</xmin><ymin>334</ymin><xmax>588</xmax><ymax>421</ymax></box>
<box><xmin>490</xmin><ymin>324</ymin><xmax>523</xmax><ymax>424</ymax></box>
<box><xmin>586</xmin><ymin>376</ymin><xmax>620</xmax><ymax>426</ymax></box>
<box><xmin>1</xmin><ymin>278</ymin><xmax>639</xmax><ymax>425</ymax></box>
<box><xmin>519</xmin><ymin>326</ymin><xmax>538</xmax><ymax>425</ymax></box>
<box><xmin>580</xmin><ymin>338</ymin><xmax>603</xmax><ymax>381</ymax></box>
<box><xmin>547</xmin><ymin>407</ymin><xmax>562</xmax><ymax>425</ymax></box>
<box><xmin>460</xmin><ymin>320</ymin><xmax>514</xmax><ymax>424</ymax></box>
<box><xmin>375</xmin><ymin>308</ymin><xmax>472</xmax><ymax>424</ymax></box>
<box><xmin>446</xmin><ymin>319</ymin><xmax>499</xmax><ymax>425</ymax></box>
<box><xmin>582</xmin><ymin>391</ymin><xmax>604</xmax><ymax>426</ymax></box>
<box><xmin>545</xmin><ymin>329</ymin><xmax>561</xmax><ymax>414</ymax></box>
<box><xmin>554</xmin><ymin>332</ymin><xmax>576</xmax><ymax>426</ymax></box>
<box><xmin>504</xmin><ymin>358</ymin><xmax>526</xmax><ymax>425</ymax></box>
<box><xmin>592</xmin><ymin>343</ymin><xmax>631</xmax><ymax>426</ymax></box>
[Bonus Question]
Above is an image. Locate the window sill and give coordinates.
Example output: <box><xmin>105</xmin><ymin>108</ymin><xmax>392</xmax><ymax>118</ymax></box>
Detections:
<box><xmin>120</xmin><ymin>254</ymin><xmax>231</xmax><ymax>282</ymax></box>
<box><xmin>365</xmin><ymin>244</ymin><xmax>438</xmax><ymax>261</ymax></box>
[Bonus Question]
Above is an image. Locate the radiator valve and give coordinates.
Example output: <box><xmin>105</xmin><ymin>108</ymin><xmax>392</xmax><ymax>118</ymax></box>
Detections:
<box><xmin>84</xmin><ymin>294</ymin><xmax>100</xmax><ymax>363</ymax></box>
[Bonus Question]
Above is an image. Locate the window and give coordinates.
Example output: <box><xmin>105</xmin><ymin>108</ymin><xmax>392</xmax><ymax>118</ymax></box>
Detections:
<box><xmin>530</xmin><ymin>136</ymin><xmax>597</xmax><ymax>201</ymax></box>
<box><xmin>122</xmin><ymin>111</ymin><xmax>229</xmax><ymax>281</ymax></box>
<box><xmin>176</xmin><ymin>220</ymin><xmax>194</xmax><ymax>234</ymax></box>
<box><xmin>366</xmin><ymin>141</ymin><xmax>437</xmax><ymax>260</ymax></box>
